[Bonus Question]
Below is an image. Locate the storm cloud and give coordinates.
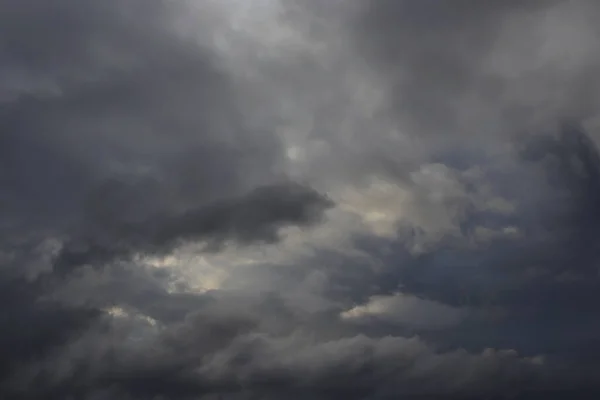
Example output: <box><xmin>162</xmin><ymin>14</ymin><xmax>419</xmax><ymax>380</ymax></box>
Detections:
<box><xmin>3</xmin><ymin>0</ymin><xmax>600</xmax><ymax>399</ymax></box>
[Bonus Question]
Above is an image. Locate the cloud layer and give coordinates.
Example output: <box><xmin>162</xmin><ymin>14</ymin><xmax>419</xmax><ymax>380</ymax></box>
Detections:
<box><xmin>2</xmin><ymin>0</ymin><xmax>600</xmax><ymax>399</ymax></box>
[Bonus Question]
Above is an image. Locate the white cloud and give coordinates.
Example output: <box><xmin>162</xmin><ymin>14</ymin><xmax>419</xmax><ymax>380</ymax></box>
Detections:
<box><xmin>341</xmin><ymin>292</ymin><xmax>467</xmax><ymax>329</ymax></box>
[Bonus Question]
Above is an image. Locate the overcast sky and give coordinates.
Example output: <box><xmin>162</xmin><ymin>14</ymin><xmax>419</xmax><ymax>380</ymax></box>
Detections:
<box><xmin>2</xmin><ymin>1</ymin><xmax>600</xmax><ymax>399</ymax></box>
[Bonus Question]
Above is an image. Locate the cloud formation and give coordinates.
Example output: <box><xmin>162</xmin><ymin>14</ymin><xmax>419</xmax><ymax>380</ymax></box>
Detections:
<box><xmin>3</xmin><ymin>0</ymin><xmax>600</xmax><ymax>399</ymax></box>
<box><xmin>53</xmin><ymin>181</ymin><xmax>333</xmax><ymax>275</ymax></box>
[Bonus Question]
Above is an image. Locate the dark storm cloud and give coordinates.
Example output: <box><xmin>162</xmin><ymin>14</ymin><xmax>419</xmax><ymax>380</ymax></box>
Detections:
<box><xmin>0</xmin><ymin>274</ymin><xmax>100</xmax><ymax>389</ymax></box>
<box><xmin>54</xmin><ymin>181</ymin><xmax>333</xmax><ymax>274</ymax></box>
<box><xmin>0</xmin><ymin>0</ymin><xmax>332</xmax><ymax>261</ymax></box>
<box><xmin>3</xmin><ymin>0</ymin><xmax>600</xmax><ymax>399</ymax></box>
<box><xmin>0</xmin><ymin>0</ymin><xmax>287</xmax><ymax>236</ymax></box>
<box><xmin>0</xmin><ymin>290</ymin><xmax>559</xmax><ymax>400</ymax></box>
<box><xmin>304</xmin><ymin>1</ymin><xmax>600</xmax><ymax>369</ymax></box>
<box><xmin>323</xmin><ymin>122</ymin><xmax>600</xmax><ymax>364</ymax></box>
<box><xmin>0</xmin><ymin>0</ymin><xmax>331</xmax><ymax>398</ymax></box>
<box><xmin>352</xmin><ymin>0</ymin><xmax>600</xmax><ymax>144</ymax></box>
<box><xmin>352</xmin><ymin>0</ymin><xmax>512</xmax><ymax>135</ymax></box>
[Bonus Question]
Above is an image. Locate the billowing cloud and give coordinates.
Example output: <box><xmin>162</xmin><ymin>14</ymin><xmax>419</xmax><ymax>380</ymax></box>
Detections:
<box><xmin>2</xmin><ymin>0</ymin><xmax>600</xmax><ymax>399</ymax></box>
<box><xmin>53</xmin><ymin>181</ymin><xmax>333</xmax><ymax>275</ymax></box>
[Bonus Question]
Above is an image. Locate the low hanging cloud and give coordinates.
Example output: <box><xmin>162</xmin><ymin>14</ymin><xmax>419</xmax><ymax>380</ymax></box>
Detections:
<box><xmin>53</xmin><ymin>181</ymin><xmax>333</xmax><ymax>275</ymax></box>
<box><xmin>3</xmin><ymin>0</ymin><xmax>600</xmax><ymax>399</ymax></box>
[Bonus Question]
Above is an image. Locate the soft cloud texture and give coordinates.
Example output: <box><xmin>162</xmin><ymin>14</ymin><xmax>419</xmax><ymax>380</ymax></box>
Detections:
<box><xmin>2</xmin><ymin>0</ymin><xmax>600</xmax><ymax>399</ymax></box>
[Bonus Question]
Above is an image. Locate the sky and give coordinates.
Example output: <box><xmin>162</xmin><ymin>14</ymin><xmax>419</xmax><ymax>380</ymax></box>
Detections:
<box><xmin>2</xmin><ymin>0</ymin><xmax>600</xmax><ymax>399</ymax></box>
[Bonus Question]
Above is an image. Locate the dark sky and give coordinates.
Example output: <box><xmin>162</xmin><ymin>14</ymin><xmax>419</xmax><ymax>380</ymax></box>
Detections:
<box><xmin>2</xmin><ymin>1</ymin><xmax>600</xmax><ymax>399</ymax></box>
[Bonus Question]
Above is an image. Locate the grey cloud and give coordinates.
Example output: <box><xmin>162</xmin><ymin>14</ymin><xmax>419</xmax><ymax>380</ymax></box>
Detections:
<box><xmin>0</xmin><ymin>291</ymin><xmax>556</xmax><ymax>400</ymax></box>
<box><xmin>352</xmin><ymin>0</ymin><xmax>599</xmax><ymax>137</ymax></box>
<box><xmin>0</xmin><ymin>0</ymin><xmax>331</xmax><ymax>268</ymax></box>
<box><xmin>0</xmin><ymin>0</ymin><xmax>286</xmax><ymax>237</ymax></box>
<box><xmin>341</xmin><ymin>292</ymin><xmax>467</xmax><ymax>330</ymax></box>
<box><xmin>323</xmin><ymin>0</ymin><xmax>600</xmax><ymax>346</ymax></box>
<box><xmin>339</xmin><ymin>123</ymin><xmax>600</xmax><ymax>358</ymax></box>
<box><xmin>0</xmin><ymin>273</ymin><xmax>101</xmax><ymax>394</ymax></box>
<box><xmin>54</xmin><ymin>181</ymin><xmax>333</xmax><ymax>274</ymax></box>
<box><xmin>0</xmin><ymin>0</ymin><xmax>331</xmax><ymax>397</ymax></box>
<box><xmin>3</xmin><ymin>0</ymin><xmax>600</xmax><ymax>399</ymax></box>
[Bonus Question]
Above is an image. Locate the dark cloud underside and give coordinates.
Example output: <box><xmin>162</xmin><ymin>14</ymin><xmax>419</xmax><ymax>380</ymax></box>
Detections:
<box><xmin>2</xmin><ymin>0</ymin><xmax>600</xmax><ymax>399</ymax></box>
